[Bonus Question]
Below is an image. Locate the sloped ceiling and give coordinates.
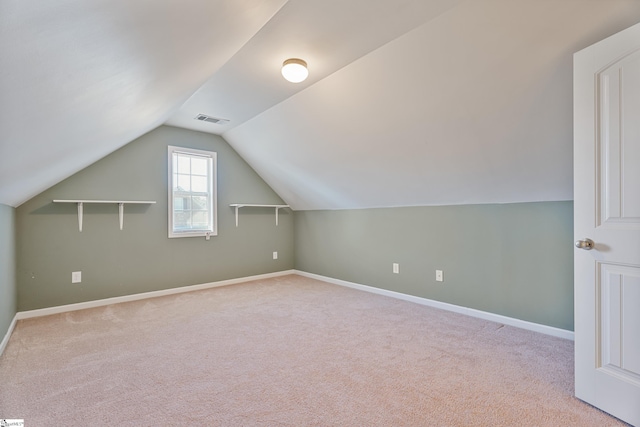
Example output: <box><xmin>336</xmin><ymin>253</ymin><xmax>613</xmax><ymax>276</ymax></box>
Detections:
<box><xmin>2</xmin><ymin>0</ymin><xmax>640</xmax><ymax>209</ymax></box>
<box><xmin>0</xmin><ymin>0</ymin><xmax>288</xmax><ymax>207</ymax></box>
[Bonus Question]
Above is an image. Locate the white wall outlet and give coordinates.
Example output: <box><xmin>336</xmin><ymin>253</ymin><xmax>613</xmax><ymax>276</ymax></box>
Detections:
<box><xmin>273</xmin><ymin>251</ymin><xmax>278</xmax><ymax>260</ymax></box>
<box><xmin>436</xmin><ymin>270</ymin><xmax>444</xmax><ymax>282</ymax></box>
<box><xmin>393</xmin><ymin>263</ymin><xmax>399</xmax><ymax>274</ymax></box>
<box><xmin>72</xmin><ymin>271</ymin><xmax>82</xmax><ymax>283</ymax></box>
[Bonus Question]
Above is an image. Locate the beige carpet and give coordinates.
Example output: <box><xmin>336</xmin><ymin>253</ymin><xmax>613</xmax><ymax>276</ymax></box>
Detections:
<box><xmin>0</xmin><ymin>275</ymin><xmax>628</xmax><ymax>426</ymax></box>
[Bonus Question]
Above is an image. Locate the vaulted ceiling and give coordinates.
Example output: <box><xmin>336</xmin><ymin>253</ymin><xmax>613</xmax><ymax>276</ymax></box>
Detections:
<box><xmin>2</xmin><ymin>0</ymin><xmax>639</xmax><ymax>209</ymax></box>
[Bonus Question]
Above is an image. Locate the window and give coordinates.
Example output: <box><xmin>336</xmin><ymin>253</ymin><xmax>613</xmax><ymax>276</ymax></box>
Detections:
<box><xmin>168</xmin><ymin>146</ymin><xmax>217</xmax><ymax>238</ymax></box>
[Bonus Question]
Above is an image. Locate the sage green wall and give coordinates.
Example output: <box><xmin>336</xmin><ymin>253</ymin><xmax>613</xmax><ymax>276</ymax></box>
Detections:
<box><xmin>17</xmin><ymin>126</ymin><xmax>293</xmax><ymax>311</ymax></box>
<box><xmin>294</xmin><ymin>202</ymin><xmax>574</xmax><ymax>330</ymax></box>
<box><xmin>0</xmin><ymin>204</ymin><xmax>17</xmax><ymax>337</ymax></box>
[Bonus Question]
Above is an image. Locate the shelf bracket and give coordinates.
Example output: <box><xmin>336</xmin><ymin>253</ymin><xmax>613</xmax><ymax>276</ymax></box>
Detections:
<box><xmin>77</xmin><ymin>202</ymin><xmax>83</xmax><ymax>232</ymax></box>
<box><xmin>119</xmin><ymin>203</ymin><xmax>125</xmax><ymax>230</ymax></box>
<box><xmin>275</xmin><ymin>206</ymin><xmax>282</xmax><ymax>226</ymax></box>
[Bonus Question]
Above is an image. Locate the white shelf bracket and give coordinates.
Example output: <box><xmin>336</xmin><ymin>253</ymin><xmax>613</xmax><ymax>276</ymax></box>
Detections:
<box><xmin>275</xmin><ymin>206</ymin><xmax>281</xmax><ymax>226</ymax></box>
<box><xmin>77</xmin><ymin>202</ymin><xmax>83</xmax><ymax>232</ymax></box>
<box><xmin>234</xmin><ymin>205</ymin><xmax>240</xmax><ymax>227</ymax></box>
<box><xmin>119</xmin><ymin>203</ymin><xmax>125</xmax><ymax>230</ymax></box>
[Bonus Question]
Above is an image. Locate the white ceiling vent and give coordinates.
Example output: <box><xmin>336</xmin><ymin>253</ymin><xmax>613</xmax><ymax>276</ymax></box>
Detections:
<box><xmin>194</xmin><ymin>114</ymin><xmax>230</xmax><ymax>125</ymax></box>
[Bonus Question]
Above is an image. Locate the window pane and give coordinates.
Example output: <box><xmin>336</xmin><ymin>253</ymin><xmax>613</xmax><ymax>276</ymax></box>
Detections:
<box><xmin>177</xmin><ymin>174</ymin><xmax>191</xmax><ymax>191</ymax></box>
<box><xmin>177</xmin><ymin>155</ymin><xmax>190</xmax><ymax>174</ymax></box>
<box><xmin>191</xmin><ymin>211</ymin><xmax>209</xmax><ymax>228</ymax></box>
<box><xmin>191</xmin><ymin>157</ymin><xmax>208</xmax><ymax>176</ymax></box>
<box><xmin>191</xmin><ymin>196</ymin><xmax>208</xmax><ymax>210</ymax></box>
<box><xmin>191</xmin><ymin>176</ymin><xmax>207</xmax><ymax>193</ymax></box>
<box><xmin>174</xmin><ymin>197</ymin><xmax>190</xmax><ymax>210</ymax></box>
<box><xmin>172</xmin><ymin>173</ymin><xmax>179</xmax><ymax>191</ymax></box>
<box><xmin>174</xmin><ymin>211</ymin><xmax>191</xmax><ymax>230</ymax></box>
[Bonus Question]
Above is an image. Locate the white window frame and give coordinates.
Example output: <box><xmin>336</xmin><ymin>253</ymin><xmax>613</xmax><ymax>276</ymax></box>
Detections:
<box><xmin>168</xmin><ymin>145</ymin><xmax>217</xmax><ymax>238</ymax></box>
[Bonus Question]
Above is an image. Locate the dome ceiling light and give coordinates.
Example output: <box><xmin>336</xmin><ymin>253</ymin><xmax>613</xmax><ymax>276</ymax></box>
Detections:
<box><xmin>281</xmin><ymin>58</ymin><xmax>308</xmax><ymax>83</ymax></box>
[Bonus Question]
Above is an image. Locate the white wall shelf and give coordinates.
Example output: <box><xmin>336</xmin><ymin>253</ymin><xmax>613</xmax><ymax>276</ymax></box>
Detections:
<box><xmin>229</xmin><ymin>204</ymin><xmax>289</xmax><ymax>227</ymax></box>
<box><xmin>53</xmin><ymin>200</ymin><xmax>156</xmax><ymax>231</ymax></box>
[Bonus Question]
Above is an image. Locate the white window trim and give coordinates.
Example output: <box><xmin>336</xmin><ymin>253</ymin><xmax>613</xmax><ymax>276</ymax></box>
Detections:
<box><xmin>168</xmin><ymin>145</ymin><xmax>218</xmax><ymax>238</ymax></box>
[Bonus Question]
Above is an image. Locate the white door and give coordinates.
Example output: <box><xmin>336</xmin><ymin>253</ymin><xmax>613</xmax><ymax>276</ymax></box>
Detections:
<box><xmin>574</xmin><ymin>22</ymin><xmax>640</xmax><ymax>426</ymax></box>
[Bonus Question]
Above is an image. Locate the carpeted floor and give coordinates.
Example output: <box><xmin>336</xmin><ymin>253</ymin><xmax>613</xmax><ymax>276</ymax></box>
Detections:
<box><xmin>0</xmin><ymin>275</ymin><xmax>629</xmax><ymax>426</ymax></box>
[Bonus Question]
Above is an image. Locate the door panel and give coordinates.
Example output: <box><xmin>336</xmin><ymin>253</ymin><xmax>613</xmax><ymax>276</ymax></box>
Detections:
<box><xmin>598</xmin><ymin>263</ymin><xmax>640</xmax><ymax>380</ymax></box>
<box><xmin>597</xmin><ymin>50</ymin><xmax>640</xmax><ymax>226</ymax></box>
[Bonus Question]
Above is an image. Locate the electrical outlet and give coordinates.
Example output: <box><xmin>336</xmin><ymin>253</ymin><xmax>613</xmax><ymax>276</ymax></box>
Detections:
<box><xmin>393</xmin><ymin>263</ymin><xmax>399</xmax><ymax>274</ymax></box>
<box><xmin>436</xmin><ymin>270</ymin><xmax>443</xmax><ymax>282</ymax></box>
<box><xmin>72</xmin><ymin>271</ymin><xmax>82</xmax><ymax>284</ymax></box>
<box><xmin>273</xmin><ymin>251</ymin><xmax>278</xmax><ymax>260</ymax></box>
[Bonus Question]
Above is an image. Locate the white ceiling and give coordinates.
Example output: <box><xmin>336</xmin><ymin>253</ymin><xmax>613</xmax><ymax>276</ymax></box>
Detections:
<box><xmin>2</xmin><ymin>0</ymin><xmax>640</xmax><ymax>209</ymax></box>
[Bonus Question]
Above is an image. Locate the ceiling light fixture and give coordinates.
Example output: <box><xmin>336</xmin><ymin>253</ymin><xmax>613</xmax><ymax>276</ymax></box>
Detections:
<box><xmin>281</xmin><ymin>58</ymin><xmax>308</xmax><ymax>83</ymax></box>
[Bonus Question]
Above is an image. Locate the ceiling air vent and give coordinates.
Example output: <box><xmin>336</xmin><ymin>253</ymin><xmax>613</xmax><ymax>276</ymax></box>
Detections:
<box><xmin>194</xmin><ymin>114</ymin><xmax>230</xmax><ymax>125</ymax></box>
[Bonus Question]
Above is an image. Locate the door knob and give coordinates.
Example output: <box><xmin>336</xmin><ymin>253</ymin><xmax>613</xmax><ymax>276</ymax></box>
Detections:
<box><xmin>575</xmin><ymin>238</ymin><xmax>595</xmax><ymax>250</ymax></box>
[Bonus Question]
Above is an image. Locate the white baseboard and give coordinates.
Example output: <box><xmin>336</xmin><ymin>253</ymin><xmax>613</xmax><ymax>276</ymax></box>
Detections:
<box><xmin>15</xmin><ymin>270</ymin><xmax>295</xmax><ymax>321</ymax></box>
<box><xmin>294</xmin><ymin>270</ymin><xmax>575</xmax><ymax>341</ymax></box>
<box><xmin>0</xmin><ymin>314</ymin><xmax>17</xmax><ymax>357</ymax></box>
<box><xmin>2</xmin><ymin>268</ymin><xmax>572</xmax><ymax>359</ymax></box>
